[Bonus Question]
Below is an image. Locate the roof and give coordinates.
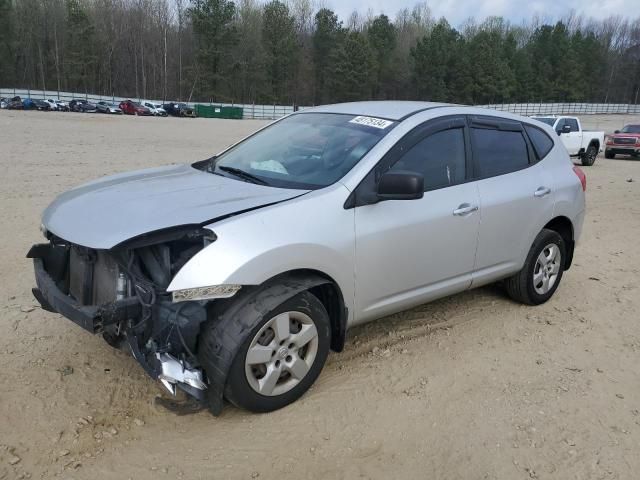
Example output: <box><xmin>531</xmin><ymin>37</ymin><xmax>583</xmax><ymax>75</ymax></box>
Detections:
<box><xmin>302</xmin><ymin>101</ymin><xmax>451</xmax><ymax>121</ymax></box>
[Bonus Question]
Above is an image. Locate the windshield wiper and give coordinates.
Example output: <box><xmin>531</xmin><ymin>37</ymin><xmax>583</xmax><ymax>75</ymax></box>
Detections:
<box><xmin>217</xmin><ymin>166</ymin><xmax>269</xmax><ymax>185</ymax></box>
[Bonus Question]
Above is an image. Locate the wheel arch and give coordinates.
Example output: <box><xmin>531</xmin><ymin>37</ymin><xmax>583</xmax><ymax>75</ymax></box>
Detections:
<box><xmin>198</xmin><ymin>269</ymin><xmax>347</xmax><ymax>415</ymax></box>
<box><xmin>543</xmin><ymin>216</ymin><xmax>574</xmax><ymax>270</ymax></box>
<box><xmin>258</xmin><ymin>269</ymin><xmax>347</xmax><ymax>353</ymax></box>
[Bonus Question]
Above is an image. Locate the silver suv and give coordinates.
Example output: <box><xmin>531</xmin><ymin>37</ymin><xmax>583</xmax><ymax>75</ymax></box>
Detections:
<box><xmin>29</xmin><ymin>102</ymin><xmax>586</xmax><ymax>414</ymax></box>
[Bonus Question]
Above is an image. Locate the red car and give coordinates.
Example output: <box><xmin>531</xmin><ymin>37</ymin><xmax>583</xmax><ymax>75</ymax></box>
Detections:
<box><xmin>604</xmin><ymin>124</ymin><xmax>640</xmax><ymax>159</ymax></box>
<box><xmin>119</xmin><ymin>100</ymin><xmax>152</xmax><ymax>116</ymax></box>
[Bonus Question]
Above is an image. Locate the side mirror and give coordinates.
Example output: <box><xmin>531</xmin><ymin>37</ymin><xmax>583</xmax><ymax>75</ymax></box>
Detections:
<box><xmin>377</xmin><ymin>171</ymin><xmax>424</xmax><ymax>201</ymax></box>
<box><xmin>614</xmin><ymin>130</ymin><xmax>620</xmax><ymax>134</ymax></box>
<box><xmin>559</xmin><ymin>124</ymin><xmax>572</xmax><ymax>134</ymax></box>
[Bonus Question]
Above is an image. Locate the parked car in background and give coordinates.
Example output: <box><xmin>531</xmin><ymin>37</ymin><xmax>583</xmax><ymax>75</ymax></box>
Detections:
<box><xmin>22</xmin><ymin>98</ymin><xmax>50</xmax><ymax>110</ymax></box>
<box><xmin>142</xmin><ymin>101</ymin><xmax>168</xmax><ymax>116</ymax></box>
<box><xmin>119</xmin><ymin>100</ymin><xmax>152</xmax><ymax>116</ymax></box>
<box><xmin>604</xmin><ymin>124</ymin><xmax>640</xmax><ymax>158</ymax></box>
<box><xmin>55</xmin><ymin>100</ymin><xmax>70</xmax><ymax>112</ymax></box>
<box><xmin>44</xmin><ymin>99</ymin><xmax>59</xmax><ymax>111</ymax></box>
<box><xmin>29</xmin><ymin>101</ymin><xmax>586</xmax><ymax>415</ymax></box>
<box><xmin>22</xmin><ymin>98</ymin><xmax>37</xmax><ymax>110</ymax></box>
<box><xmin>6</xmin><ymin>96</ymin><xmax>24</xmax><ymax>110</ymax></box>
<box><xmin>162</xmin><ymin>102</ymin><xmax>196</xmax><ymax>117</ymax></box>
<box><xmin>531</xmin><ymin>116</ymin><xmax>604</xmax><ymax>166</ymax></box>
<box><xmin>96</xmin><ymin>101</ymin><xmax>123</xmax><ymax>114</ymax></box>
<box><xmin>69</xmin><ymin>99</ymin><xmax>97</xmax><ymax>113</ymax></box>
<box><xmin>34</xmin><ymin>99</ymin><xmax>52</xmax><ymax>111</ymax></box>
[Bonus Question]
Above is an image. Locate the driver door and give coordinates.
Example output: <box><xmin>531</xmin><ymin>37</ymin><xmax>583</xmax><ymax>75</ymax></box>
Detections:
<box><xmin>557</xmin><ymin>118</ymin><xmax>581</xmax><ymax>155</ymax></box>
<box><xmin>353</xmin><ymin>117</ymin><xmax>480</xmax><ymax>324</ymax></box>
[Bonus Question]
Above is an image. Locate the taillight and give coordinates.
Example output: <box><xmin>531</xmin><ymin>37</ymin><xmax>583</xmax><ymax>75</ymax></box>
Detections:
<box><xmin>573</xmin><ymin>166</ymin><xmax>586</xmax><ymax>191</ymax></box>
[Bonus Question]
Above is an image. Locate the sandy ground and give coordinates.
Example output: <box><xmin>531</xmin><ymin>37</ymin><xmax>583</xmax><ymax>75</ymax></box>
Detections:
<box><xmin>1</xmin><ymin>110</ymin><xmax>639</xmax><ymax>480</ymax></box>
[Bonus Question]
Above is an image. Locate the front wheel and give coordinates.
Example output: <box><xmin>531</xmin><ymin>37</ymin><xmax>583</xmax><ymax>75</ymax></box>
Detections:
<box><xmin>605</xmin><ymin>150</ymin><xmax>615</xmax><ymax>159</ymax></box>
<box><xmin>223</xmin><ymin>291</ymin><xmax>331</xmax><ymax>413</ymax></box>
<box><xmin>504</xmin><ymin>229</ymin><xmax>566</xmax><ymax>305</ymax></box>
<box><xmin>581</xmin><ymin>145</ymin><xmax>598</xmax><ymax>166</ymax></box>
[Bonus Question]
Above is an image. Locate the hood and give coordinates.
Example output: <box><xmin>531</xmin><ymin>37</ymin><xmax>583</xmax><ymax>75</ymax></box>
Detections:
<box><xmin>610</xmin><ymin>132</ymin><xmax>640</xmax><ymax>137</ymax></box>
<box><xmin>42</xmin><ymin>164</ymin><xmax>308</xmax><ymax>249</ymax></box>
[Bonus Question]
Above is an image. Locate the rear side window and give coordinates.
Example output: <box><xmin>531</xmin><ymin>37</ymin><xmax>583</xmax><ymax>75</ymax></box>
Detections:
<box><xmin>525</xmin><ymin>125</ymin><xmax>554</xmax><ymax>160</ymax></box>
<box><xmin>471</xmin><ymin>128</ymin><xmax>529</xmax><ymax>178</ymax></box>
<box><xmin>390</xmin><ymin>128</ymin><xmax>466</xmax><ymax>191</ymax></box>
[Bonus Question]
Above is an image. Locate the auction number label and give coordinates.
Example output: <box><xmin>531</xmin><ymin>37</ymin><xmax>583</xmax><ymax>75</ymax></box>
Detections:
<box><xmin>349</xmin><ymin>116</ymin><xmax>393</xmax><ymax>129</ymax></box>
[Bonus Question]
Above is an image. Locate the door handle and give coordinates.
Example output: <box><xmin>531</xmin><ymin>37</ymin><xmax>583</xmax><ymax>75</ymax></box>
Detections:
<box><xmin>534</xmin><ymin>186</ymin><xmax>551</xmax><ymax>198</ymax></box>
<box><xmin>453</xmin><ymin>203</ymin><xmax>478</xmax><ymax>216</ymax></box>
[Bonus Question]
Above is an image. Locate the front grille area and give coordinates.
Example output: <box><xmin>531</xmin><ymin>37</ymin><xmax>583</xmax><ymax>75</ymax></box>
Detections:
<box><xmin>613</xmin><ymin>137</ymin><xmax>637</xmax><ymax>145</ymax></box>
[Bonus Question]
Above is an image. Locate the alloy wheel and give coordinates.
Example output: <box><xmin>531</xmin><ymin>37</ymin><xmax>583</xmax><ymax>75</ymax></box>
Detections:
<box><xmin>244</xmin><ymin>311</ymin><xmax>319</xmax><ymax>397</ymax></box>
<box><xmin>533</xmin><ymin>243</ymin><xmax>562</xmax><ymax>295</ymax></box>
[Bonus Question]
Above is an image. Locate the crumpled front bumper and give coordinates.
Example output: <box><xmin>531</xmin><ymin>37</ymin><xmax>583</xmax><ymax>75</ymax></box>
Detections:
<box><xmin>29</xmin><ymin>244</ymin><xmax>140</xmax><ymax>334</ymax></box>
<box><xmin>28</xmin><ymin>243</ymin><xmax>209</xmax><ymax>404</ymax></box>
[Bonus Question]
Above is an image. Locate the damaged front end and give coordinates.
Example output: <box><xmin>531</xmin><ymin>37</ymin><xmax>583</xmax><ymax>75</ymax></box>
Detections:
<box><xmin>28</xmin><ymin>227</ymin><xmax>218</xmax><ymax>402</ymax></box>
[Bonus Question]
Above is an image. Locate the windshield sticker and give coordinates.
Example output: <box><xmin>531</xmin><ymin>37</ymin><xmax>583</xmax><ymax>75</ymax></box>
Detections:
<box><xmin>349</xmin><ymin>116</ymin><xmax>393</xmax><ymax>129</ymax></box>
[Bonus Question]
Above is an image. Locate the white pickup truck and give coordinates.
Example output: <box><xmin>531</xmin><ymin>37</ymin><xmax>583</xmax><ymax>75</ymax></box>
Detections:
<box><xmin>531</xmin><ymin>116</ymin><xmax>604</xmax><ymax>166</ymax></box>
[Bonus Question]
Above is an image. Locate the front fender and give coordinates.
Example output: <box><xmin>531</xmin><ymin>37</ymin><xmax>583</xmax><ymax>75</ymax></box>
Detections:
<box><xmin>166</xmin><ymin>184</ymin><xmax>356</xmax><ymax>323</ymax></box>
<box><xmin>168</xmin><ymin>241</ymin><xmax>352</xmax><ymax>297</ymax></box>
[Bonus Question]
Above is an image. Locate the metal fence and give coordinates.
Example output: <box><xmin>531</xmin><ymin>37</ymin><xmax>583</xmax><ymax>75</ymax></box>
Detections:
<box><xmin>477</xmin><ymin>102</ymin><xmax>640</xmax><ymax>116</ymax></box>
<box><xmin>3</xmin><ymin>88</ymin><xmax>640</xmax><ymax>119</ymax></box>
<box><xmin>0</xmin><ymin>87</ymin><xmax>297</xmax><ymax>120</ymax></box>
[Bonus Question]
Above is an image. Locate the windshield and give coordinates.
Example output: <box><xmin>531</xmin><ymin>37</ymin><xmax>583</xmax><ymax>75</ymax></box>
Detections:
<box><xmin>211</xmin><ymin>113</ymin><xmax>395</xmax><ymax>189</ymax></box>
<box><xmin>621</xmin><ymin>125</ymin><xmax>640</xmax><ymax>134</ymax></box>
<box><xmin>532</xmin><ymin>117</ymin><xmax>556</xmax><ymax>126</ymax></box>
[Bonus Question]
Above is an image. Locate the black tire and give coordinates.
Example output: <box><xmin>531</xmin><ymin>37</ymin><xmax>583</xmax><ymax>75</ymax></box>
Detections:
<box><xmin>223</xmin><ymin>291</ymin><xmax>330</xmax><ymax>413</ymax></box>
<box><xmin>605</xmin><ymin>150</ymin><xmax>615</xmax><ymax>159</ymax></box>
<box><xmin>504</xmin><ymin>229</ymin><xmax>566</xmax><ymax>305</ymax></box>
<box><xmin>581</xmin><ymin>144</ymin><xmax>597</xmax><ymax>166</ymax></box>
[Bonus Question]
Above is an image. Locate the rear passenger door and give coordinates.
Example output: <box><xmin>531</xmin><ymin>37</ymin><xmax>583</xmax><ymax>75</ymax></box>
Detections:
<box><xmin>470</xmin><ymin>116</ymin><xmax>556</xmax><ymax>286</ymax></box>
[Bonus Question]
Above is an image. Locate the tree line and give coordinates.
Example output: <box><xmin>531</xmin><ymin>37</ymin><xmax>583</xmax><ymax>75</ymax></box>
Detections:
<box><xmin>1</xmin><ymin>0</ymin><xmax>639</xmax><ymax>106</ymax></box>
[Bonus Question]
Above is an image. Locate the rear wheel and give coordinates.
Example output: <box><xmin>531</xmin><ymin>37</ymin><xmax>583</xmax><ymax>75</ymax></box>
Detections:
<box><xmin>505</xmin><ymin>229</ymin><xmax>566</xmax><ymax>305</ymax></box>
<box><xmin>581</xmin><ymin>144</ymin><xmax>598</xmax><ymax>166</ymax></box>
<box><xmin>223</xmin><ymin>291</ymin><xmax>330</xmax><ymax>413</ymax></box>
<box><xmin>605</xmin><ymin>150</ymin><xmax>615</xmax><ymax>159</ymax></box>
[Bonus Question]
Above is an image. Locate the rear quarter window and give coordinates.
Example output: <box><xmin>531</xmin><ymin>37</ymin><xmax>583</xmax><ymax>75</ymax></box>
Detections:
<box><xmin>524</xmin><ymin>125</ymin><xmax>554</xmax><ymax>160</ymax></box>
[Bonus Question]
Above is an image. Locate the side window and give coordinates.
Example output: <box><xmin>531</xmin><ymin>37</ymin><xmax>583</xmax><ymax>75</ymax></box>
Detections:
<box><xmin>524</xmin><ymin>125</ymin><xmax>554</xmax><ymax>160</ymax></box>
<box><xmin>471</xmin><ymin>128</ymin><xmax>529</xmax><ymax>178</ymax></box>
<box><xmin>555</xmin><ymin>118</ymin><xmax>565</xmax><ymax>133</ymax></box>
<box><xmin>566</xmin><ymin>118</ymin><xmax>579</xmax><ymax>132</ymax></box>
<box><xmin>389</xmin><ymin>128</ymin><xmax>466</xmax><ymax>191</ymax></box>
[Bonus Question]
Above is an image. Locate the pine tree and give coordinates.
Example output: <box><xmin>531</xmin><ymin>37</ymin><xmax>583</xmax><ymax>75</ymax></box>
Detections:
<box><xmin>189</xmin><ymin>0</ymin><xmax>237</xmax><ymax>100</ymax></box>
<box><xmin>367</xmin><ymin>14</ymin><xmax>396</xmax><ymax>98</ymax></box>
<box><xmin>411</xmin><ymin>20</ymin><xmax>460</xmax><ymax>101</ymax></box>
<box><xmin>0</xmin><ymin>0</ymin><xmax>15</xmax><ymax>85</ymax></box>
<box><xmin>64</xmin><ymin>0</ymin><xmax>97</xmax><ymax>92</ymax></box>
<box><xmin>312</xmin><ymin>8</ymin><xmax>341</xmax><ymax>104</ymax></box>
<box><xmin>262</xmin><ymin>1</ymin><xmax>299</xmax><ymax>103</ymax></box>
<box><xmin>327</xmin><ymin>31</ymin><xmax>375</xmax><ymax>102</ymax></box>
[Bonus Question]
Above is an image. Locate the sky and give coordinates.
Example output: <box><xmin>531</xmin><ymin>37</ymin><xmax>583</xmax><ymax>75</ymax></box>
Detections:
<box><xmin>328</xmin><ymin>0</ymin><xmax>635</xmax><ymax>27</ymax></box>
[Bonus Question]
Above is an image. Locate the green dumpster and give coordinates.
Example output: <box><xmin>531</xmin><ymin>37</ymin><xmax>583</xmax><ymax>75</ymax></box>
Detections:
<box><xmin>194</xmin><ymin>104</ymin><xmax>244</xmax><ymax>119</ymax></box>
